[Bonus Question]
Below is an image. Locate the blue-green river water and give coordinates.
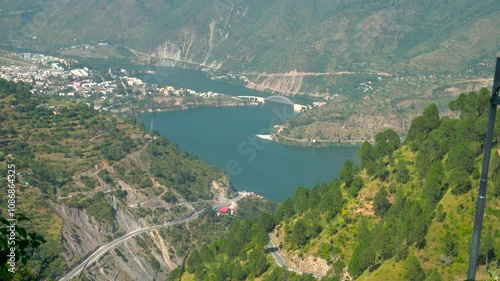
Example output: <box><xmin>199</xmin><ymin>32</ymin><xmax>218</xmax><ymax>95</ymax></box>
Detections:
<box><xmin>139</xmin><ymin>105</ymin><xmax>358</xmax><ymax>202</ymax></box>
<box><xmin>137</xmin><ymin>66</ymin><xmax>358</xmax><ymax>202</ymax></box>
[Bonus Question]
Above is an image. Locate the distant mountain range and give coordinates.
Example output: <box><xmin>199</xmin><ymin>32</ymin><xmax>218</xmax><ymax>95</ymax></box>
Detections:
<box><xmin>1</xmin><ymin>0</ymin><xmax>499</xmax><ymax>75</ymax></box>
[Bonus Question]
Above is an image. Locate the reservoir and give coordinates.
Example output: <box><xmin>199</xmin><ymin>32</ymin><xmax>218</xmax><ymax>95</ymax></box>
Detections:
<box><xmin>139</xmin><ymin>103</ymin><xmax>358</xmax><ymax>202</ymax></box>
<box><xmin>130</xmin><ymin>65</ymin><xmax>358</xmax><ymax>202</ymax></box>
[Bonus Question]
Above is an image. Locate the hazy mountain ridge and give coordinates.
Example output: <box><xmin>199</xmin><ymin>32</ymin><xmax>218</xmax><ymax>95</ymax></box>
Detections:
<box><xmin>3</xmin><ymin>0</ymin><xmax>499</xmax><ymax>146</ymax></box>
<box><xmin>1</xmin><ymin>0</ymin><xmax>499</xmax><ymax>75</ymax></box>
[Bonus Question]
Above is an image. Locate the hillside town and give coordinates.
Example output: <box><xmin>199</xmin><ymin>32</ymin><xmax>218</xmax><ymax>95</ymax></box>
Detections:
<box><xmin>0</xmin><ymin>50</ymin><xmax>341</xmax><ymax>116</ymax></box>
<box><xmin>0</xmin><ymin>51</ymin><xmax>251</xmax><ymax>113</ymax></box>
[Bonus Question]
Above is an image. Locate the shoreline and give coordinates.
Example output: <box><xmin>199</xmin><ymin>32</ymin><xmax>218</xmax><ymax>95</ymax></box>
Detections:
<box><xmin>254</xmin><ymin>132</ymin><xmax>362</xmax><ymax>148</ymax></box>
<box><xmin>274</xmin><ymin>134</ymin><xmax>363</xmax><ymax>147</ymax></box>
<box><xmin>131</xmin><ymin>101</ymin><xmax>260</xmax><ymax>114</ymax></box>
<box><xmin>131</xmin><ymin>104</ymin><xmax>362</xmax><ymax>147</ymax></box>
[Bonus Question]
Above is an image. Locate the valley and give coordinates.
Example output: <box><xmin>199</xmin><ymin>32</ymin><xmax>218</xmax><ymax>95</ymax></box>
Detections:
<box><xmin>1</xmin><ymin>1</ymin><xmax>500</xmax><ymax>280</ymax></box>
<box><xmin>1</xmin><ymin>0</ymin><xmax>499</xmax><ymax>147</ymax></box>
<box><xmin>0</xmin><ymin>81</ymin><xmax>278</xmax><ymax>280</ymax></box>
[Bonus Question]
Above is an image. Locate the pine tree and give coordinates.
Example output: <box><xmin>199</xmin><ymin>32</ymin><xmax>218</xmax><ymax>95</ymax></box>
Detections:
<box><xmin>404</xmin><ymin>255</ymin><xmax>425</xmax><ymax>281</ymax></box>
<box><xmin>232</xmin><ymin>262</ymin><xmax>245</xmax><ymax>281</ymax></box>
<box><xmin>348</xmin><ymin>175</ymin><xmax>363</xmax><ymax>197</ymax></box>
<box><xmin>396</xmin><ymin>159</ymin><xmax>410</xmax><ymax>184</ymax></box>
<box><xmin>424</xmin><ymin>269</ymin><xmax>442</xmax><ymax>281</ymax></box>
<box><xmin>373</xmin><ymin>187</ymin><xmax>390</xmax><ymax>217</ymax></box>
<box><xmin>293</xmin><ymin>186</ymin><xmax>310</xmax><ymax>214</ymax></box>
<box><xmin>290</xmin><ymin>219</ymin><xmax>308</xmax><ymax>248</ymax></box>
<box><xmin>339</xmin><ymin>160</ymin><xmax>356</xmax><ymax>188</ymax></box>
<box><xmin>247</xmin><ymin>249</ymin><xmax>269</xmax><ymax>277</ymax></box>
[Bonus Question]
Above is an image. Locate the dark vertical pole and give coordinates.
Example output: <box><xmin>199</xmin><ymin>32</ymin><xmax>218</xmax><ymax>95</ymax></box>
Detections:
<box><xmin>466</xmin><ymin>57</ymin><xmax>500</xmax><ymax>280</ymax></box>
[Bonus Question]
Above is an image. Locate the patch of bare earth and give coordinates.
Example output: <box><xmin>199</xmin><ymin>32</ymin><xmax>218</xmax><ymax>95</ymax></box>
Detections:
<box><xmin>351</xmin><ymin>184</ymin><xmax>375</xmax><ymax>216</ymax></box>
<box><xmin>246</xmin><ymin>75</ymin><xmax>303</xmax><ymax>95</ymax></box>
<box><xmin>287</xmin><ymin>254</ymin><xmax>329</xmax><ymax>276</ymax></box>
<box><xmin>352</xmin><ymin>176</ymin><xmax>376</xmax><ymax>216</ymax></box>
<box><xmin>291</xmin><ymin>113</ymin><xmax>407</xmax><ymax>145</ymax></box>
<box><xmin>431</xmin><ymin>78</ymin><xmax>492</xmax><ymax>98</ymax></box>
<box><xmin>244</xmin><ymin>70</ymin><xmax>356</xmax><ymax>95</ymax></box>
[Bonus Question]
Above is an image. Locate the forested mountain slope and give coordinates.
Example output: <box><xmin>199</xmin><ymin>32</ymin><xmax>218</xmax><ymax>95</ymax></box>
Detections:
<box><xmin>3</xmin><ymin>0</ymin><xmax>499</xmax><ymax>145</ymax></box>
<box><xmin>0</xmin><ymin>79</ymin><xmax>276</xmax><ymax>280</ymax></box>
<box><xmin>179</xmin><ymin>89</ymin><xmax>500</xmax><ymax>281</ymax></box>
<box><xmin>1</xmin><ymin>0</ymin><xmax>498</xmax><ymax>76</ymax></box>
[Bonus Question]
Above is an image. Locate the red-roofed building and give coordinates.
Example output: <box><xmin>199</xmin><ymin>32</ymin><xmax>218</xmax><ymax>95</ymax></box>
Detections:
<box><xmin>218</xmin><ymin>206</ymin><xmax>229</xmax><ymax>214</ymax></box>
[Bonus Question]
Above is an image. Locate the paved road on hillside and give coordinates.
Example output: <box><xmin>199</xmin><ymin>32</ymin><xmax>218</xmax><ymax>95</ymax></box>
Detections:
<box><xmin>267</xmin><ymin>236</ymin><xmax>324</xmax><ymax>278</ymax></box>
<box><xmin>59</xmin><ymin>192</ymin><xmax>247</xmax><ymax>281</ymax></box>
<box><xmin>268</xmin><ymin>238</ymin><xmax>287</xmax><ymax>267</ymax></box>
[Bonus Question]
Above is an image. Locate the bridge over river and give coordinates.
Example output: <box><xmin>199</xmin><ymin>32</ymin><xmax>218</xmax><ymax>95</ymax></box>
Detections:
<box><xmin>236</xmin><ymin>95</ymin><xmax>308</xmax><ymax>112</ymax></box>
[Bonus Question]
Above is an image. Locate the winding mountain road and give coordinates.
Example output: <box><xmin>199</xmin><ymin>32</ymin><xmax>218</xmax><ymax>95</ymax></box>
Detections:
<box><xmin>59</xmin><ymin>192</ymin><xmax>247</xmax><ymax>281</ymax></box>
<box><xmin>268</xmin><ymin>238</ymin><xmax>287</xmax><ymax>267</ymax></box>
<box><xmin>267</xmin><ymin>236</ymin><xmax>324</xmax><ymax>278</ymax></box>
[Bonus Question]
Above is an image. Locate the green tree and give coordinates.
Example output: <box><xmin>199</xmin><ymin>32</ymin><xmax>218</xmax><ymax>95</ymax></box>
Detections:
<box><xmin>435</xmin><ymin>204</ymin><xmax>446</xmax><ymax>222</ymax></box>
<box><xmin>373</xmin><ymin>187</ymin><xmax>390</xmax><ymax>217</ymax></box>
<box><xmin>186</xmin><ymin>250</ymin><xmax>201</xmax><ymax>273</ymax></box>
<box><xmin>447</xmin><ymin>140</ymin><xmax>477</xmax><ymax>173</ymax></box>
<box><xmin>348</xmin><ymin>219</ymin><xmax>375</xmax><ymax>278</ymax></box>
<box><xmin>415</xmin><ymin>148</ymin><xmax>432</xmax><ymax>178</ymax></box>
<box><xmin>350</xmin><ymin>245</ymin><xmax>376</xmax><ymax>279</ymax></box>
<box><xmin>448</xmin><ymin>168</ymin><xmax>472</xmax><ymax>195</ymax></box>
<box><xmin>308</xmin><ymin>184</ymin><xmax>322</xmax><ymax>207</ymax></box>
<box><xmin>199</xmin><ymin>244</ymin><xmax>214</xmax><ymax>263</ymax></box>
<box><xmin>0</xmin><ymin>214</ymin><xmax>46</xmax><ymax>280</ymax></box>
<box><xmin>404</xmin><ymin>255</ymin><xmax>425</xmax><ymax>281</ymax></box>
<box><xmin>396</xmin><ymin>159</ymin><xmax>410</xmax><ymax>184</ymax></box>
<box><xmin>423</xmin><ymin>161</ymin><xmax>444</xmax><ymax>204</ymax></box>
<box><xmin>375</xmin><ymin>129</ymin><xmax>400</xmax><ymax>158</ymax></box>
<box><xmin>495</xmin><ymin>182</ymin><xmax>500</xmax><ymax>197</ymax></box>
<box><xmin>442</xmin><ymin>231</ymin><xmax>457</xmax><ymax>258</ymax></box>
<box><xmin>258</xmin><ymin>212</ymin><xmax>276</xmax><ymax>233</ymax></box>
<box><xmin>348</xmin><ymin>175</ymin><xmax>363</xmax><ymax>198</ymax></box>
<box><xmin>318</xmin><ymin>180</ymin><xmax>344</xmax><ymax>218</ymax></box>
<box><xmin>402</xmin><ymin>201</ymin><xmax>428</xmax><ymax>249</ymax></box>
<box><xmin>293</xmin><ymin>186</ymin><xmax>310</xmax><ymax>214</ymax></box>
<box><xmin>275</xmin><ymin>198</ymin><xmax>295</xmax><ymax>220</ymax></box>
<box><xmin>213</xmin><ymin>266</ymin><xmax>227</xmax><ymax>280</ymax></box>
<box><xmin>479</xmin><ymin>228</ymin><xmax>495</xmax><ymax>265</ymax></box>
<box><xmin>246</xmin><ymin>249</ymin><xmax>268</xmax><ymax>277</ymax></box>
<box><xmin>232</xmin><ymin>262</ymin><xmax>245</xmax><ymax>281</ymax></box>
<box><xmin>449</xmin><ymin>89</ymin><xmax>490</xmax><ymax>119</ymax></box>
<box><xmin>406</xmin><ymin>104</ymin><xmax>441</xmax><ymax>143</ymax></box>
<box><xmin>290</xmin><ymin>219</ymin><xmax>308</xmax><ymax>248</ymax></box>
<box><xmin>339</xmin><ymin>160</ymin><xmax>357</xmax><ymax>188</ymax></box>
<box><xmin>424</xmin><ymin>269</ymin><xmax>442</xmax><ymax>281</ymax></box>
<box><xmin>358</xmin><ymin>141</ymin><xmax>375</xmax><ymax>169</ymax></box>
<box><xmin>374</xmin><ymin>226</ymin><xmax>393</xmax><ymax>261</ymax></box>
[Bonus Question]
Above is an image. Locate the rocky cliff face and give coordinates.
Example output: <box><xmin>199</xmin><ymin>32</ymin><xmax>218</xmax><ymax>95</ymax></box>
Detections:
<box><xmin>53</xmin><ymin>203</ymin><xmax>106</xmax><ymax>262</ymax></box>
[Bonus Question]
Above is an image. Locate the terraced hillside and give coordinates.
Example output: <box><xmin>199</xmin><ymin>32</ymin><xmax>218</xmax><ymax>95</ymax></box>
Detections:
<box><xmin>0</xmin><ymin>79</ymin><xmax>276</xmax><ymax>280</ymax></box>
